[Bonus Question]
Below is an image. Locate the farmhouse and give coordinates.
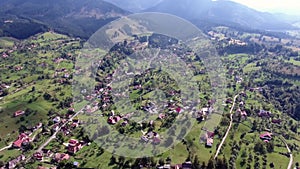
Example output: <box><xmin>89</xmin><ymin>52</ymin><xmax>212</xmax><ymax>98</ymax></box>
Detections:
<box><xmin>260</xmin><ymin>132</ymin><xmax>272</xmax><ymax>142</ymax></box>
<box><xmin>33</xmin><ymin>152</ymin><xmax>43</xmax><ymax>161</ymax></box>
<box><xmin>67</xmin><ymin>139</ymin><xmax>83</xmax><ymax>154</ymax></box>
<box><xmin>53</xmin><ymin>116</ymin><xmax>61</xmax><ymax>123</ymax></box>
<box><xmin>13</xmin><ymin>133</ymin><xmax>31</xmax><ymax>148</ymax></box>
<box><xmin>107</xmin><ymin>116</ymin><xmax>121</xmax><ymax>125</ymax></box>
<box><xmin>54</xmin><ymin>153</ymin><xmax>70</xmax><ymax>162</ymax></box>
<box><xmin>14</xmin><ymin>110</ymin><xmax>25</xmax><ymax>117</ymax></box>
<box><xmin>6</xmin><ymin>155</ymin><xmax>25</xmax><ymax>169</ymax></box>
<box><xmin>206</xmin><ymin>131</ymin><xmax>215</xmax><ymax>147</ymax></box>
<box><xmin>258</xmin><ymin>110</ymin><xmax>272</xmax><ymax>117</ymax></box>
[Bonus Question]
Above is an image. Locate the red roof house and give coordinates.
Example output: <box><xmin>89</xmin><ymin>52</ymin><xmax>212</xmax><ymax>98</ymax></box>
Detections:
<box><xmin>54</xmin><ymin>153</ymin><xmax>70</xmax><ymax>162</ymax></box>
<box><xmin>13</xmin><ymin>133</ymin><xmax>30</xmax><ymax>148</ymax></box>
<box><xmin>14</xmin><ymin>110</ymin><xmax>25</xmax><ymax>117</ymax></box>
<box><xmin>67</xmin><ymin>139</ymin><xmax>82</xmax><ymax>154</ymax></box>
<box><xmin>260</xmin><ymin>132</ymin><xmax>272</xmax><ymax>141</ymax></box>
<box><xmin>33</xmin><ymin>152</ymin><xmax>43</xmax><ymax>161</ymax></box>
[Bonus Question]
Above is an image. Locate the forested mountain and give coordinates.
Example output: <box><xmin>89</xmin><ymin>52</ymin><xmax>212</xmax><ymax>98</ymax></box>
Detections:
<box><xmin>103</xmin><ymin>0</ymin><xmax>163</xmax><ymax>12</ymax></box>
<box><xmin>145</xmin><ymin>0</ymin><xmax>297</xmax><ymax>31</ymax></box>
<box><xmin>0</xmin><ymin>0</ymin><xmax>129</xmax><ymax>39</ymax></box>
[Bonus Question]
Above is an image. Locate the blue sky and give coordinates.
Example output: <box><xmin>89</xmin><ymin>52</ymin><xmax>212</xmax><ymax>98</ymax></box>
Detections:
<box><xmin>230</xmin><ymin>0</ymin><xmax>300</xmax><ymax>15</ymax></box>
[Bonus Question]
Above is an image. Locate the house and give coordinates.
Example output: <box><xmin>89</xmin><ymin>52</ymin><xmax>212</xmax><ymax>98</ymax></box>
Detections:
<box><xmin>175</xmin><ymin>107</ymin><xmax>182</xmax><ymax>113</ymax></box>
<box><xmin>14</xmin><ymin>66</ymin><xmax>23</xmax><ymax>71</ymax></box>
<box><xmin>52</xmin><ymin>124</ymin><xmax>60</xmax><ymax>132</ymax></box>
<box><xmin>36</xmin><ymin>123</ymin><xmax>43</xmax><ymax>129</ymax></box>
<box><xmin>13</xmin><ymin>133</ymin><xmax>31</xmax><ymax>148</ymax></box>
<box><xmin>182</xmin><ymin>161</ymin><xmax>192</xmax><ymax>169</ymax></box>
<box><xmin>240</xmin><ymin>110</ymin><xmax>247</xmax><ymax>117</ymax></box>
<box><xmin>158</xmin><ymin>113</ymin><xmax>165</xmax><ymax>119</ymax></box>
<box><xmin>53</xmin><ymin>116</ymin><xmax>61</xmax><ymax>123</ymax></box>
<box><xmin>7</xmin><ymin>155</ymin><xmax>25</xmax><ymax>169</ymax></box>
<box><xmin>272</xmin><ymin>119</ymin><xmax>282</xmax><ymax>124</ymax></box>
<box><xmin>258</xmin><ymin>110</ymin><xmax>272</xmax><ymax>117</ymax></box>
<box><xmin>2</xmin><ymin>53</ymin><xmax>9</xmax><ymax>58</ymax></box>
<box><xmin>225</xmin><ymin>98</ymin><xmax>233</xmax><ymax>104</ymax></box>
<box><xmin>260</xmin><ymin>132</ymin><xmax>272</xmax><ymax>141</ymax></box>
<box><xmin>14</xmin><ymin>110</ymin><xmax>25</xmax><ymax>117</ymax></box>
<box><xmin>64</xmin><ymin>73</ymin><xmax>70</xmax><ymax>78</ymax></box>
<box><xmin>141</xmin><ymin>136</ymin><xmax>149</xmax><ymax>142</ymax></box>
<box><xmin>153</xmin><ymin>137</ymin><xmax>161</xmax><ymax>144</ymax></box>
<box><xmin>67</xmin><ymin>139</ymin><xmax>83</xmax><ymax>154</ymax></box>
<box><xmin>107</xmin><ymin>116</ymin><xmax>121</xmax><ymax>125</ymax></box>
<box><xmin>33</xmin><ymin>152</ymin><xmax>43</xmax><ymax>161</ymax></box>
<box><xmin>73</xmin><ymin>161</ymin><xmax>80</xmax><ymax>167</ymax></box>
<box><xmin>54</xmin><ymin>153</ymin><xmax>70</xmax><ymax>162</ymax></box>
<box><xmin>206</xmin><ymin>131</ymin><xmax>215</xmax><ymax>147</ymax></box>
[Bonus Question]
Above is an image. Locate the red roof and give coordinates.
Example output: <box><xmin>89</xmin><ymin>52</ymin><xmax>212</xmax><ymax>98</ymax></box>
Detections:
<box><xmin>14</xmin><ymin>110</ymin><xmax>25</xmax><ymax>117</ymax></box>
<box><xmin>176</xmin><ymin>107</ymin><xmax>181</xmax><ymax>113</ymax></box>
<box><xmin>13</xmin><ymin>139</ymin><xmax>23</xmax><ymax>148</ymax></box>
<box><xmin>69</xmin><ymin>139</ymin><xmax>78</xmax><ymax>146</ymax></box>
<box><xmin>207</xmin><ymin>131</ymin><xmax>215</xmax><ymax>138</ymax></box>
<box><xmin>260</xmin><ymin>132</ymin><xmax>272</xmax><ymax>139</ymax></box>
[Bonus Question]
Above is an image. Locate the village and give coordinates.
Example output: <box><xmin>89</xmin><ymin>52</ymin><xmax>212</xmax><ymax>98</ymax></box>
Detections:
<box><xmin>0</xmin><ymin>29</ymin><xmax>299</xmax><ymax>169</ymax></box>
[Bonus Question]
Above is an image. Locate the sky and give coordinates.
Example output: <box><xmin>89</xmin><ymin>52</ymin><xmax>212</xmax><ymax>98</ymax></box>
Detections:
<box><xmin>230</xmin><ymin>0</ymin><xmax>300</xmax><ymax>15</ymax></box>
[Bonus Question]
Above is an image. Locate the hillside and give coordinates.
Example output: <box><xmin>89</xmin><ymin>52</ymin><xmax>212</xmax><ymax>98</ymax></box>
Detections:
<box><xmin>146</xmin><ymin>0</ymin><xmax>296</xmax><ymax>31</ymax></box>
<box><xmin>0</xmin><ymin>0</ymin><xmax>129</xmax><ymax>39</ymax></box>
<box><xmin>103</xmin><ymin>0</ymin><xmax>163</xmax><ymax>12</ymax></box>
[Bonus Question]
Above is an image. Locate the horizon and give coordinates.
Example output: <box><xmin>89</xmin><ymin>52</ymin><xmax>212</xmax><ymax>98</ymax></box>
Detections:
<box><xmin>230</xmin><ymin>0</ymin><xmax>300</xmax><ymax>16</ymax></box>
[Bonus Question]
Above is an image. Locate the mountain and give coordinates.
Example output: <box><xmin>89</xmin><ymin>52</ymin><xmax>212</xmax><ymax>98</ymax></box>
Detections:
<box><xmin>103</xmin><ymin>0</ymin><xmax>163</xmax><ymax>12</ymax></box>
<box><xmin>145</xmin><ymin>0</ymin><xmax>297</xmax><ymax>31</ymax></box>
<box><xmin>0</xmin><ymin>0</ymin><xmax>130</xmax><ymax>39</ymax></box>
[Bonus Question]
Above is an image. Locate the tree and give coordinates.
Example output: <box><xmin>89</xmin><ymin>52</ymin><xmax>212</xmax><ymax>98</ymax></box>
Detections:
<box><xmin>252</xmin><ymin>120</ymin><xmax>257</xmax><ymax>131</ymax></box>
<box><xmin>118</xmin><ymin>156</ymin><xmax>125</xmax><ymax>167</ymax></box>
<box><xmin>158</xmin><ymin>158</ymin><xmax>165</xmax><ymax>166</ymax></box>
<box><xmin>207</xmin><ymin>157</ymin><xmax>215</xmax><ymax>169</ymax></box>
<box><xmin>31</xmin><ymin>86</ymin><xmax>35</xmax><ymax>92</ymax></box>
<box><xmin>192</xmin><ymin>155</ymin><xmax>200</xmax><ymax>169</ymax></box>
<box><xmin>266</xmin><ymin>142</ymin><xmax>274</xmax><ymax>153</ymax></box>
<box><xmin>109</xmin><ymin>156</ymin><xmax>116</xmax><ymax>165</ymax></box>
<box><xmin>0</xmin><ymin>161</ymin><xmax>4</xmax><ymax>167</ymax></box>
<box><xmin>43</xmin><ymin>92</ymin><xmax>52</xmax><ymax>100</ymax></box>
<box><xmin>201</xmin><ymin>162</ymin><xmax>206</xmax><ymax>169</ymax></box>
<box><xmin>254</xmin><ymin>141</ymin><xmax>266</xmax><ymax>154</ymax></box>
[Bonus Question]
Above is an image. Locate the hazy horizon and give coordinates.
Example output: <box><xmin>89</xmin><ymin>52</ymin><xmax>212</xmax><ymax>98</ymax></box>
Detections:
<box><xmin>230</xmin><ymin>0</ymin><xmax>300</xmax><ymax>16</ymax></box>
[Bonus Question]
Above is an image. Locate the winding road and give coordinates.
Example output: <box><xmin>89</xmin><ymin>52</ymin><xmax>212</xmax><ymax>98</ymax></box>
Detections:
<box><xmin>214</xmin><ymin>93</ymin><xmax>239</xmax><ymax>159</ymax></box>
<box><xmin>279</xmin><ymin>136</ymin><xmax>293</xmax><ymax>169</ymax></box>
<box><xmin>213</xmin><ymin>93</ymin><xmax>294</xmax><ymax>169</ymax></box>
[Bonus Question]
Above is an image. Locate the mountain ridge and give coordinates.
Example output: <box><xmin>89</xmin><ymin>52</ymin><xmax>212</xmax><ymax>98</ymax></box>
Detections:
<box><xmin>0</xmin><ymin>0</ymin><xmax>130</xmax><ymax>39</ymax></box>
<box><xmin>145</xmin><ymin>0</ymin><xmax>297</xmax><ymax>31</ymax></box>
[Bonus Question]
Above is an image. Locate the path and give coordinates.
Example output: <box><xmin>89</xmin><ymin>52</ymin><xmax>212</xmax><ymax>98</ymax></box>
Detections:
<box><xmin>36</xmin><ymin>108</ymin><xmax>83</xmax><ymax>152</ymax></box>
<box><xmin>0</xmin><ymin>143</ymin><xmax>12</xmax><ymax>152</ymax></box>
<box><xmin>278</xmin><ymin>136</ymin><xmax>293</xmax><ymax>169</ymax></box>
<box><xmin>214</xmin><ymin>93</ymin><xmax>239</xmax><ymax>159</ymax></box>
<box><xmin>25</xmin><ymin>107</ymin><xmax>84</xmax><ymax>162</ymax></box>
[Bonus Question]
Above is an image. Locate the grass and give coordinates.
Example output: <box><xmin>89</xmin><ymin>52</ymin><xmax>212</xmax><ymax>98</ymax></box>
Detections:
<box><xmin>0</xmin><ymin>149</ymin><xmax>21</xmax><ymax>162</ymax></box>
<box><xmin>286</xmin><ymin>58</ymin><xmax>300</xmax><ymax>66</ymax></box>
<box><xmin>0</xmin><ymin>37</ymin><xmax>17</xmax><ymax>48</ymax></box>
<box><xmin>243</xmin><ymin>63</ymin><xmax>261</xmax><ymax>73</ymax></box>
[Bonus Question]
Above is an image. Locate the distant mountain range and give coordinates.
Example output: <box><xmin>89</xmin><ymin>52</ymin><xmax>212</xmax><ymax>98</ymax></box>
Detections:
<box><xmin>0</xmin><ymin>0</ymin><xmax>129</xmax><ymax>39</ymax></box>
<box><xmin>0</xmin><ymin>0</ymin><xmax>298</xmax><ymax>39</ymax></box>
<box><xmin>103</xmin><ymin>0</ymin><xmax>163</xmax><ymax>12</ymax></box>
<box><xmin>145</xmin><ymin>0</ymin><xmax>297</xmax><ymax>31</ymax></box>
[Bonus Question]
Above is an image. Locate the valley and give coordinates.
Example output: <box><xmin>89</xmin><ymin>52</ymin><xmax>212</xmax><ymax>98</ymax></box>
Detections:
<box><xmin>0</xmin><ymin>0</ymin><xmax>300</xmax><ymax>169</ymax></box>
